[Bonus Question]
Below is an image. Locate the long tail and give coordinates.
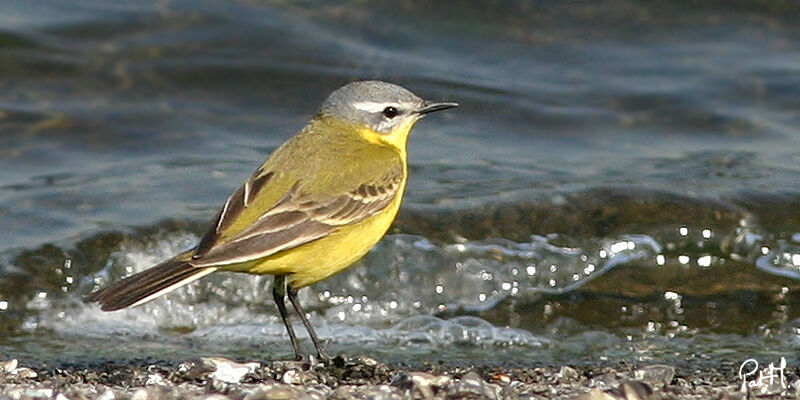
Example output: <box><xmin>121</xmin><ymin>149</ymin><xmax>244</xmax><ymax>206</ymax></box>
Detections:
<box><xmin>86</xmin><ymin>250</ymin><xmax>218</xmax><ymax>311</ymax></box>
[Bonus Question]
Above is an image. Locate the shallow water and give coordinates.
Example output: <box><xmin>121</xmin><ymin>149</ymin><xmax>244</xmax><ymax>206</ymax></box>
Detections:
<box><xmin>1</xmin><ymin>1</ymin><xmax>800</xmax><ymax>368</ymax></box>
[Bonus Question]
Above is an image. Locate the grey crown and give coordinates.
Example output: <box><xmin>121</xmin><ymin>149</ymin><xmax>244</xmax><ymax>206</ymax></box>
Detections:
<box><xmin>319</xmin><ymin>81</ymin><xmax>425</xmax><ymax>134</ymax></box>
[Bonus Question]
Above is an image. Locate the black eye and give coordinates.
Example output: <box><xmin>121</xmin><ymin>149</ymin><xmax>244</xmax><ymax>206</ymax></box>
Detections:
<box><xmin>382</xmin><ymin>106</ymin><xmax>399</xmax><ymax>119</ymax></box>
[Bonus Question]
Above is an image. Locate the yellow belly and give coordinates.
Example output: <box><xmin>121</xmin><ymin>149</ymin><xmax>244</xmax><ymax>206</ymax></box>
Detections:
<box><xmin>219</xmin><ymin>188</ymin><xmax>404</xmax><ymax>289</ymax></box>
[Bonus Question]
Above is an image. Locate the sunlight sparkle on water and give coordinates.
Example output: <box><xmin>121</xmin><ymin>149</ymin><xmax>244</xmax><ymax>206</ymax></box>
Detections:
<box><xmin>583</xmin><ymin>264</ymin><xmax>595</xmax><ymax>274</ymax></box>
<box><xmin>609</xmin><ymin>241</ymin><xmax>634</xmax><ymax>253</ymax></box>
<box><xmin>664</xmin><ymin>291</ymin><xmax>681</xmax><ymax>301</ymax></box>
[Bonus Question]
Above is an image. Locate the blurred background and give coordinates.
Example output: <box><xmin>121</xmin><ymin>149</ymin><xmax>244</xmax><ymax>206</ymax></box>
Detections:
<box><xmin>1</xmin><ymin>0</ymin><xmax>799</xmax><ymax>367</ymax></box>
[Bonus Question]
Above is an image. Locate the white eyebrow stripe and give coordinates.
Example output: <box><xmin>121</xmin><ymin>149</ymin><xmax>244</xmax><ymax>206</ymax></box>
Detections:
<box><xmin>352</xmin><ymin>101</ymin><xmax>396</xmax><ymax>113</ymax></box>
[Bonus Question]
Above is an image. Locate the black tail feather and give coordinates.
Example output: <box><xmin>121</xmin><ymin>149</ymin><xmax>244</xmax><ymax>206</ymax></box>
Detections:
<box><xmin>87</xmin><ymin>252</ymin><xmax>214</xmax><ymax>311</ymax></box>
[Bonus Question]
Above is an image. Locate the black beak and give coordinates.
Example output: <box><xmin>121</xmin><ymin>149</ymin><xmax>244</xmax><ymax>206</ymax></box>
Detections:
<box><xmin>416</xmin><ymin>101</ymin><xmax>459</xmax><ymax>115</ymax></box>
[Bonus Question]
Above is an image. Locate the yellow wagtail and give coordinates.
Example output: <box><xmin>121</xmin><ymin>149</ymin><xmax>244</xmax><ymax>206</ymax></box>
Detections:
<box><xmin>87</xmin><ymin>81</ymin><xmax>458</xmax><ymax>361</ymax></box>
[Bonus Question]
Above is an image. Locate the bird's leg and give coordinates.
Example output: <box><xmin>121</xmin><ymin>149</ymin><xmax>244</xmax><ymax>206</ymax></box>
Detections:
<box><xmin>287</xmin><ymin>285</ymin><xmax>330</xmax><ymax>362</ymax></box>
<box><xmin>273</xmin><ymin>276</ymin><xmax>302</xmax><ymax>361</ymax></box>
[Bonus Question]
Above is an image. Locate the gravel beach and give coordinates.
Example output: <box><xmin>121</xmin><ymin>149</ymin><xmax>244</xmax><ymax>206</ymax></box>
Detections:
<box><xmin>2</xmin><ymin>355</ymin><xmax>797</xmax><ymax>399</ymax></box>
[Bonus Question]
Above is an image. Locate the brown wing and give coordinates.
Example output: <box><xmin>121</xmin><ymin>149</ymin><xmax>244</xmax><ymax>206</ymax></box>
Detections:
<box><xmin>194</xmin><ymin>169</ymin><xmax>274</xmax><ymax>256</ymax></box>
<box><xmin>190</xmin><ymin>169</ymin><xmax>403</xmax><ymax>268</ymax></box>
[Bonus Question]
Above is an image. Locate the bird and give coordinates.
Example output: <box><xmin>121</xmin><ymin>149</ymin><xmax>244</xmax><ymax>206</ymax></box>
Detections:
<box><xmin>87</xmin><ymin>80</ymin><xmax>458</xmax><ymax>362</ymax></box>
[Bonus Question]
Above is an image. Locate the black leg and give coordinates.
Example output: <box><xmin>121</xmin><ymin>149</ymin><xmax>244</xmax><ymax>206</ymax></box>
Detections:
<box><xmin>287</xmin><ymin>285</ymin><xmax>329</xmax><ymax>362</ymax></box>
<box><xmin>273</xmin><ymin>276</ymin><xmax>302</xmax><ymax>361</ymax></box>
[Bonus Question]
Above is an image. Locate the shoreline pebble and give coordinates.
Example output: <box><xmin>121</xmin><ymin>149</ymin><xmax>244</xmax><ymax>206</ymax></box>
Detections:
<box><xmin>1</xmin><ymin>355</ymin><xmax>797</xmax><ymax>399</ymax></box>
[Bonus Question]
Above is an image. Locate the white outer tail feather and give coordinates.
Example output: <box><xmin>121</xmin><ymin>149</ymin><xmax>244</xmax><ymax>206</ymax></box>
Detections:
<box><xmin>128</xmin><ymin>267</ymin><xmax>219</xmax><ymax>308</ymax></box>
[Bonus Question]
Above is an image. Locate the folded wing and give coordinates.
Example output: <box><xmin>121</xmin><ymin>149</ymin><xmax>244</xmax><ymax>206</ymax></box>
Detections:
<box><xmin>191</xmin><ymin>167</ymin><xmax>403</xmax><ymax>268</ymax></box>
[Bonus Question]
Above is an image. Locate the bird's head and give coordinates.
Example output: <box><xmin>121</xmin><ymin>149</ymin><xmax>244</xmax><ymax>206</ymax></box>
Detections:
<box><xmin>317</xmin><ymin>80</ymin><xmax>458</xmax><ymax>149</ymax></box>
